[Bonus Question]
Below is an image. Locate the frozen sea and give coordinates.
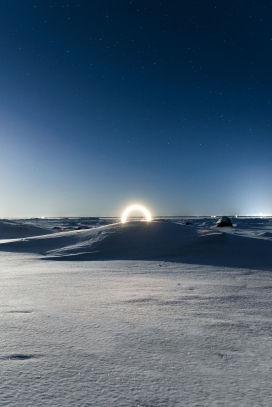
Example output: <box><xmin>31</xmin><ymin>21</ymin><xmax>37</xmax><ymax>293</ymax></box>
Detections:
<box><xmin>0</xmin><ymin>216</ymin><xmax>272</xmax><ymax>406</ymax></box>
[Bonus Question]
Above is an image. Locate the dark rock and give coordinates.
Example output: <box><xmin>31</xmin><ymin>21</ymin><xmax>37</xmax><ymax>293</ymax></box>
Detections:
<box><xmin>76</xmin><ymin>226</ymin><xmax>90</xmax><ymax>230</ymax></box>
<box><xmin>215</xmin><ymin>217</ymin><xmax>233</xmax><ymax>227</ymax></box>
<box><xmin>185</xmin><ymin>221</ymin><xmax>191</xmax><ymax>225</ymax></box>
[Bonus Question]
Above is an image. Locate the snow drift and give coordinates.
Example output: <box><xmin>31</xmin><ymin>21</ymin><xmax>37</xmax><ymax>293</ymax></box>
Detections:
<box><xmin>0</xmin><ymin>220</ymin><xmax>53</xmax><ymax>240</ymax></box>
<box><xmin>0</xmin><ymin>220</ymin><xmax>271</xmax><ymax>269</ymax></box>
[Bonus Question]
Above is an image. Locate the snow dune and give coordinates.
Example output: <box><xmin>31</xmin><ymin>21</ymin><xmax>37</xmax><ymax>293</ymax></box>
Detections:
<box><xmin>0</xmin><ymin>219</ymin><xmax>271</xmax><ymax>269</ymax></box>
<box><xmin>0</xmin><ymin>220</ymin><xmax>53</xmax><ymax>240</ymax></box>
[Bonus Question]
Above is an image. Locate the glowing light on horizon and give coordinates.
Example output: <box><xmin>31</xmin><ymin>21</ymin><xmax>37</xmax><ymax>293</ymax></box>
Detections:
<box><xmin>121</xmin><ymin>205</ymin><xmax>152</xmax><ymax>223</ymax></box>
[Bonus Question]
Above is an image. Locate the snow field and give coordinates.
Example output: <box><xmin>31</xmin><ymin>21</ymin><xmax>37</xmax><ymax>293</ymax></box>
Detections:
<box><xmin>0</xmin><ymin>218</ymin><xmax>272</xmax><ymax>406</ymax></box>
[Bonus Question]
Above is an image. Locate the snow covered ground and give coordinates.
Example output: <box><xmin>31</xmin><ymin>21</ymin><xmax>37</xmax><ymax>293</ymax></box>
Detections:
<box><xmin>0</xmin><ymin>217</ymin><xmax>272</xmax><ymax>406</ymax></box>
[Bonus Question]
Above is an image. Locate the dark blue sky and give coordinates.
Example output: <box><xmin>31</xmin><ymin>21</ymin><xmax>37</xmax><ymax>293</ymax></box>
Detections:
<box><xmin>1</xmin><ymin>0</ymin><xmax>272</xmax><ymax>217</ymax></box>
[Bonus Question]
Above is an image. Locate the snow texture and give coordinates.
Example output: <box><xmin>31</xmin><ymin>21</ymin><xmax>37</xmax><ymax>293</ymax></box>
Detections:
<box><xmin>0</xmin><ymin>217</ymin><xmax>272</xmax><ymax>406</ymax></box>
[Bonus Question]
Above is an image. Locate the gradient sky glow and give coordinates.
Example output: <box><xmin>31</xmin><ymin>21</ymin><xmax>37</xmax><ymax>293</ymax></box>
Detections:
<box><xmin>1</xmin><ymin>0</ymin><xmax>272</xmax><ymax>217</ymax></box>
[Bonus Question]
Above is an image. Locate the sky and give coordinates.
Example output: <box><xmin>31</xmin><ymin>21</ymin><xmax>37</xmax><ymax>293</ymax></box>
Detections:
<box><xmin>1</xmin><ymin>0</ymin><xmax>272</xmax><ymax>217</ymax></box>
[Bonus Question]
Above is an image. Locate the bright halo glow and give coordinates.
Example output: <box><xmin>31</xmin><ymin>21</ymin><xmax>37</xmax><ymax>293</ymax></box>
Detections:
<box><xmin>121</xmin><ymin>204</ymin><xmax>152</xmax><ymax>223</ymax></box>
